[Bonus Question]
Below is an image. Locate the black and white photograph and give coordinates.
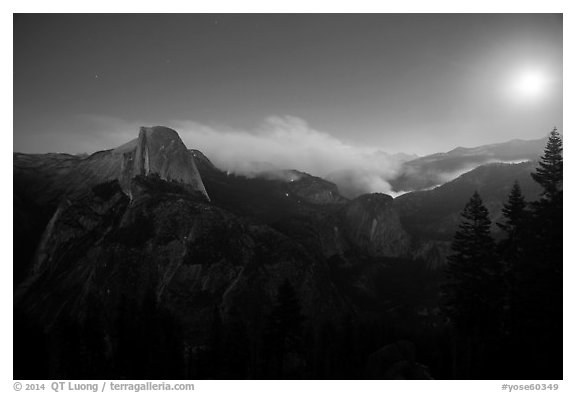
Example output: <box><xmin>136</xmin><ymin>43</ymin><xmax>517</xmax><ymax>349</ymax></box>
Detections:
<box><xmin>11</xmin><ymin>10</ymin><xmax>565</xmax><ymax>384</ymax></box>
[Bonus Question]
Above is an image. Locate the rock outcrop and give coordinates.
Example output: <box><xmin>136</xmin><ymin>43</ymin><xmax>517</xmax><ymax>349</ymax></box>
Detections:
<box><xmin>341</xmin><ymin>193</ymin><xmax>410</xmax><ymax>258</ymax></box>
<box><xmin>13</xmin><ymin>126</ymin><xmax>210</xmax><ymax>207</ymax></box>
<box><xmin>283</xmin><ymin>170</ymin><xmax>348</xmax><ymax>205</ymax></box>
<box><xmin>16</xmin><ymin>176</ymin><xmax>348</xmax><ymax>340</ymax></box>
<box><xmin>120</xmin><ymin>127</ymin><xmax>209</xmax><ymax>200</ymax></box>
<box><xmin>13</xmin><ymin>126</ymin><xmax>210</xmax><ymax>286</ymax></box>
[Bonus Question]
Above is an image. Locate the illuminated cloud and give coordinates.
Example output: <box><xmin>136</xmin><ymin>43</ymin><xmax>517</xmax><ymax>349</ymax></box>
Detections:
<box><xmin>173</xmin><ymin>116</ymin><xmax>410</xmax><ymax>197</ymax></box>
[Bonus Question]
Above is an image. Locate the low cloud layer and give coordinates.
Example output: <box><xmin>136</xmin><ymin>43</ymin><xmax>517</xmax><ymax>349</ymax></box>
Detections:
<box><xmin>51</xmin><ymin>115</ymin><xmax>537</xmax><ymax>199</ymax></box>
<box><xmin>172</xmin><ymin>116</ymin><xmax>411</xmax><ymax>197</ymax></box>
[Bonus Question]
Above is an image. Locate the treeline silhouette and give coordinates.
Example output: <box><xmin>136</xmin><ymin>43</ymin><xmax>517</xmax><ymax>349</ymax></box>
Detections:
<box><xmin>15</xmin><ymin>271</ymin><xmax>448</xmax><ymax>379</ymax></box>
<box><xmin>442</xmin><ymin>128</ymin><xmax>562</xmax><ymax>379</ymax></box>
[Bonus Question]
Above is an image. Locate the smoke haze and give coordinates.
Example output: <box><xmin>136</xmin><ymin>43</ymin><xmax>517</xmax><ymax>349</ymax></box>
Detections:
<box><xmin>172</xmin><ymin>116</ymin><xmax>413</xmax><ymax>197</ymax></box>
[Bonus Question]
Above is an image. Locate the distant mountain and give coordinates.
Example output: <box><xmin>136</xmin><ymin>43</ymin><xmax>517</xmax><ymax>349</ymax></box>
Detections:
<box><xmin>395</xmin><ymin>161</ymin><xmax>541</xmax><ymax>242</ymax></box>
<box><xmin>390</xmin><ymin>137</ymin><xmax>547</xmax><ymax>192</ymax></box>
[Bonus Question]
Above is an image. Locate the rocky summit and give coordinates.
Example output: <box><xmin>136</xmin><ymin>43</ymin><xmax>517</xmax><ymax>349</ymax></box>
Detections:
<box><xmin>120</xmin><ymin>126</ymin><xmax>209</xmax><ymax>200</ymax></box>
<box><xmin>13</xmin><ymin>126</ymin><xmax>209</xmax><ymax>210</ymax></box>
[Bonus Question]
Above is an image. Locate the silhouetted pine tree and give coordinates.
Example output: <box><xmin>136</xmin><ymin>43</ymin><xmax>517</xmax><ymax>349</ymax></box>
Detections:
<box><xmin>531</xmin><ymin>127</ymin><xmax>563</xmax><ymax>201</ymax></box>
<box><xmin>442</xmin><ymin>191</ymin><xmax>505</xmax><ymax>378</ymax></box>
<box><xmin>497</xmin><ymin>181</ymin><xmax>528</xmax><ymax>283</ymax></box>
<box><xmin>525</xmin><ymin>128</ymin><xmax>563</xmax><ymax>284</ymax></box>
<box><xmin>498</xmin><ymin>181</ymin><xmax>527</xmax><ymax>238</ymax></box>
<box><xmin>509</xmin><ymin>128</ymin><xmax>563</xmax><ymax>379</ymax></box>
<box><xmin>530</xmin><ymin>128</ymin><xmax>563</xmax><ymax>267</ymax></box>
<box><xmin>443</xmin><ymin>191</ymin><xmax>503</xmax><ymax>333</ymax></box>
<box><xmin>495</xmin><ymin>182</ymin><xmax>528</xmax><ymax>351</ymax></box>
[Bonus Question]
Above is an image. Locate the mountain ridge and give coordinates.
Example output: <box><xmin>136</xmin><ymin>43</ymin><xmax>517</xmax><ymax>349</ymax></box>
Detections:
<box><xmin>390</xmin><ymin>136</ymin><xmax>547</xmax><ymax>192</ymax></box>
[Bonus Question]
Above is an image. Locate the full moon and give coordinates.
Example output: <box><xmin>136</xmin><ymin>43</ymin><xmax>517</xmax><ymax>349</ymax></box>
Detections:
<box><xmin>512</xmin><ymin>68</ymin><xmax>549</xmax><ymax>99</ymax></box>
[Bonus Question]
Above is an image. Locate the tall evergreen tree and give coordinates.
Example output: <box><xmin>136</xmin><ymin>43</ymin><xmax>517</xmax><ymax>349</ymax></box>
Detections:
<box><xmin>528</xmin><ymin>128</ymin><xmax>563</xmax><ymax>274</ymax></box>
<box><xmin>497</xmin><ymin>181</ymin><xmax>527</xmax><ymax>238</ymax></box>
<box><xmin>496</xmin><ymin>182</ymin><xmax>527</xmax><ymax>343</ymax></box>
<box><xmin>506</xmin><ymin>128</ymin><xmax>563</xmax><ymax>379</ymax></box>
<box><xmin>442</xmin><ymin>191</ymin><xmax>505</xmax><ymax>378</ymax></box>
<box><xmin>497</xmin><ymin>181</ymin><xmax>528</xmax><ymax>289</ymax></box>
<box><xmin>443</xmin><ymin>191</ymin><xmax>502</xmax><ymax>334</ymax></box>
<box><xmin>531</xmin><ymin>127</ymin><xmax>563</xmax><ymax>201</ymax></box>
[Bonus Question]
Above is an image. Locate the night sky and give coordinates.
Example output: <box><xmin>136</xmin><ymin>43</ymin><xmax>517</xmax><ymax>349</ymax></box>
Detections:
<box><xmin>14</xmin><ymin>14</ymin><xmax>562</xmax><ymax>157</ymax></box>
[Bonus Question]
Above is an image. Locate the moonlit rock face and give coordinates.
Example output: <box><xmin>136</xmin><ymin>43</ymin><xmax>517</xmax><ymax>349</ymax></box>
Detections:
<box><xmin>129</xmin><ymin>126</ymin><xmax>209</xmax><ymax>200</ymax></box>
<box><xmin>41</xmin><ymin>126</ymin><xmax>211</xmax><ymax>202</ymax></box>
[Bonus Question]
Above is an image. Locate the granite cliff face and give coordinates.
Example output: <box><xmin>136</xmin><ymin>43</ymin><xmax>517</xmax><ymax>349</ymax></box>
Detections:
<box><xmin>283</xmin><ymin>170</ymin><xmax>348</xmax><ymax>205</ymax></box>
<box><xmin>16</xmin><ymin>177</ymin><xmax>347</xmax><ymax>348</ymax></box>
<box><xmin>14</xmin><ymin>126</ymin><xmax>209</xmax><ymax>207</ymax></box>
<box><xmin>341</xmin><ymin>193</ymin><xmax>410</xmax><ymax>258</ymax></box>
<box><xmin>122</xmin><ymin>127</ymin><xmax>209</xmax><ymax>199</ymax></box>
<box><xmin>14</xmin><ymin>126</ymin><xmax>210</xmax><ymax>286</ymax></box>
